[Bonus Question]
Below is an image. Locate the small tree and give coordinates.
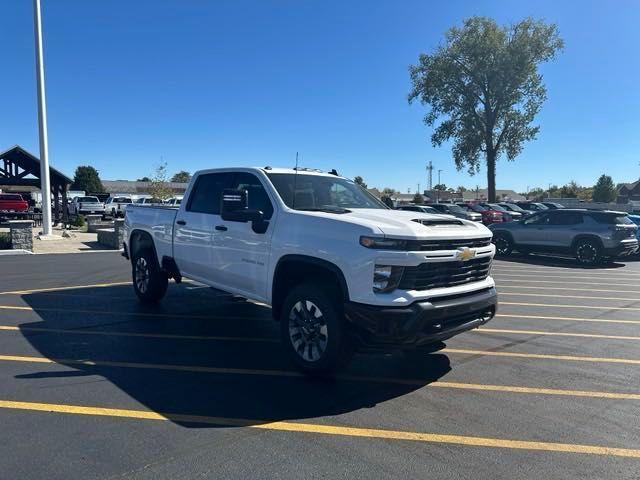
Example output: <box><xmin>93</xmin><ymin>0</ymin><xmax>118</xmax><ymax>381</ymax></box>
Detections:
<box><xmin>457</xmin><ymin>186</ymin><xmax>467</xmax><ymax>193</ymax></box>
<box><xmin>433</xmin><ymin>184</ymin><xmax>447</xmax><ymax>191</ymax></box>
<box><xmin>408</xmin><ymin>17</ymin><xmax>563</xmax><ymax>201</ymax></box>
<box><xmin>71</xmin><ymin>166</ymin><xmax>105</xmax><ymax>193</ymax></box>
<box><xmin>560</xmin><ymin>181</ymin><xmax>580</xmax><ymax>198</ymax></box>
<box><xmin>412</xmin><ymin>192</ymin><xmax>424</xmax><ymax>204</ymax></box>
<box><xmin>354</xmin><ymin>176</ymin><xmax>368</xmax><ymax>189</ymax></box>
<box><xmin>382</xmin><ymin>187</ymin><xmax>397</xmax><ymax>196</ymax></box>
<box><xmin>147</xmin><ymin>162</ymin><xmax>174</xmax><ymax>201</ymax></box>
<box><xmin>171</xmin><ymin>171</ymin><xmax>191</xmax><ymax>183</ymax></box>
<box><xmin>592</xmin><ymin>175</ymin><xmax>617</xmax><ymax>203</ymax></box>
<box><xmin>137</xmin><ymin>176</ymin><xmax>151</xmax><ymax>182</ymax></box>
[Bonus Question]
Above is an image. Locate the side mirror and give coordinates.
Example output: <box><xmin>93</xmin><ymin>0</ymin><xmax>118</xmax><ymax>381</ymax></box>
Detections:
<box><xmin>221</xmin><ymin>189</ymin><xmax>264</xmax><ymax>223</ymax></box>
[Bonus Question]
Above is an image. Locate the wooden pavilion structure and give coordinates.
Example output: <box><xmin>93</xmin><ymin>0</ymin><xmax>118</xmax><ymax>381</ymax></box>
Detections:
<box><xmin>0</xmin><ymin>145</ymin><xmax>72</xmax><ymax>223</ymax></box>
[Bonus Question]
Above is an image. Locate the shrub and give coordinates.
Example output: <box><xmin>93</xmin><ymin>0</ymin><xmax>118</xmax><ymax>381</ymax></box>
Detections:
<box><xmin>0</xmin><ymin>232</ymin><xmax>10</xmax><ymax>249</ymax></box>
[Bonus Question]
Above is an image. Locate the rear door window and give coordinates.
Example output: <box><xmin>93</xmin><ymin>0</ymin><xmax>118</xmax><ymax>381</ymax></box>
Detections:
<box><xmin>549</xmin><ymin>212</ymin><xmax>583</xmax><ymax>225</ymax></box>
<box><xmin>589</xmin><ymin>212</ymin><xmax>633</xmax><ymax>225</ymax></box>
<box><xmin>187</xmin><ymin>173</ymin><xmax>233</xmax><ymax>215</ymax></box>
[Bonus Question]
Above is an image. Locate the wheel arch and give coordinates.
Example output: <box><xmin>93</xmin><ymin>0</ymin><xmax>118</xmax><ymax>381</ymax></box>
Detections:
<box><xmin>271</xmin><ymin>255</ymin><xmax>350</xmax><ymax>321</ymax></box>
<box><xmin>128</xmin><ymin>229</ymin><xmax>159</xmax><ymax>265</ymax></box>
<box><xmin>570</xmin><ymin>234</ymin><xmax>604</xmax><ymax>251</ymax></box>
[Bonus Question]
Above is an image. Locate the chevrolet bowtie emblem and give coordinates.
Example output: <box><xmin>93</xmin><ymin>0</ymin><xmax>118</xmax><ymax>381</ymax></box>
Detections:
<box><xmin>456</xmin><ymin>247</ymin><xmax>476</xmax><ymax>261</ymax></box>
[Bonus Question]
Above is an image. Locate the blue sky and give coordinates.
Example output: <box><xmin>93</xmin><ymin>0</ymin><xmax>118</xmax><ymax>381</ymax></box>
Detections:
<box><xmin>1</xmin><ymin>0</ymin><xmax>638</xmax><ymax>192</ymax></box>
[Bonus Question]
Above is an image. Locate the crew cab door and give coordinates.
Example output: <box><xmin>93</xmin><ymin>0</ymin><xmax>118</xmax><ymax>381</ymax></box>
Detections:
<box><xmin>214</xmin><ymin>172</ymin><xmax>275</xmax><ymax>301</ymax></box>
<box><xmin>173</xmin><ymin>172</ymin><xmax>233</xmax><ymax>283</ymax></box>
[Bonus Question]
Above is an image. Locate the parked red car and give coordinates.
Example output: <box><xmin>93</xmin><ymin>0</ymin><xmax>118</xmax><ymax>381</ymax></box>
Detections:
<box><xmin>457</xmin><ymin>202</ymin><xmax>504</xmax><ymax>225</ymax></box>
<box><xmin>0</xmin><ymin>194</ymin><xmax>29</xmax><ymax>212</ymax></box>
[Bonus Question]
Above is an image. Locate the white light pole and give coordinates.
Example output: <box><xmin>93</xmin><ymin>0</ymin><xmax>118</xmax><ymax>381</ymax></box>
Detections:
<box><xmin>33</xmin><ymin>0</ymin><xmax>54</xmax><ymax>236</ymax></box>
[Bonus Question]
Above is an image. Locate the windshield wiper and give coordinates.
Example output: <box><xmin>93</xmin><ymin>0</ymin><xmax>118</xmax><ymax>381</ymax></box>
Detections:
<box><xmin>297</xmin><ymin>207</ymin><xmax>351</xmax><ymax>214</ymax></box>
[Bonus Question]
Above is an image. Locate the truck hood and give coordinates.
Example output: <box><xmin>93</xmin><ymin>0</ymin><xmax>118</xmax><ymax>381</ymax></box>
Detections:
<box><xmin>306</xmin><ymin>208</ymin><xmax>492</xmax><ymax>239</ymax></box>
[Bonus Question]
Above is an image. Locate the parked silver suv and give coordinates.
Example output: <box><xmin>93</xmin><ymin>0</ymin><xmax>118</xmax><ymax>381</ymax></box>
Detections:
<box><xmin>489</xmin><ymin>209</ymin><xmax>638</xmax><ymax>265</ymax></box>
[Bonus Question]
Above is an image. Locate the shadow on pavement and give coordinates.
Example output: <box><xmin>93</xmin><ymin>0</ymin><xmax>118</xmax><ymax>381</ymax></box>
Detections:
<box><xmin>16</xmin><ymin>284</ymin><xmax>450</xmax><ymax>428</ymax></box>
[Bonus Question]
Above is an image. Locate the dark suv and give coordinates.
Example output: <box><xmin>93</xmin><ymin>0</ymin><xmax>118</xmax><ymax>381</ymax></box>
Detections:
<box><xmin>489</xmin><ymin>209</ymin><xmax>638</xmax><ymax>265</ymax></box>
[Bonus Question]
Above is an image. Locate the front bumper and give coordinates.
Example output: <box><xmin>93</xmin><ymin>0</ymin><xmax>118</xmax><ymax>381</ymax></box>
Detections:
<box><xmin>604</xmin><ymin>239</ymin><xmax>639</xmax><ymax>257</ymax></box>
<box><xmin>344</xmin><ymin>287</ymin><xmax>497</xmax><ymax>352</ymax></box>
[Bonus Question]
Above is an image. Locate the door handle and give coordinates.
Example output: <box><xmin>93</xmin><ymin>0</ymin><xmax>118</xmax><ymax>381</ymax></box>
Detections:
<box><xmin>176</xmin><ymin>220</ymin><xmax>186</xmax><ymax>226</ymax></box>
<box><xmin>215</xmin><ymin>225</ymin><xmax>228</xmax><ymax>231</ymax></box>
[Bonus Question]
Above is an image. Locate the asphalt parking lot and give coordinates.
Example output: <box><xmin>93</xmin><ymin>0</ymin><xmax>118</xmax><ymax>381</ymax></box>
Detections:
<box><xmin>0</xmin><ymin>252</ymin><xmax>639</xmax><ymax>479</ymax></box>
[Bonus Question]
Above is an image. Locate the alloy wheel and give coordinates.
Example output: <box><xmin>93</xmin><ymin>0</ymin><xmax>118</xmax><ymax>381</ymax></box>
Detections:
<box><xmin>288</xmin><ymin>300</ymin><xmax>328</xmax><ymax>362</ymax></box>
<box><xmin>135</xmin><ymin>257</ymin><xmax>150</xmax><ymax>293</ymax></box>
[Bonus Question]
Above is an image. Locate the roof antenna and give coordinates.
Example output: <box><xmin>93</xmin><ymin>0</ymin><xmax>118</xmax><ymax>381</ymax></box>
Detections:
<box><xmin>292</xmin><ymin>152</ymin><xmax>299</xmax><ymax>210</ymax></box>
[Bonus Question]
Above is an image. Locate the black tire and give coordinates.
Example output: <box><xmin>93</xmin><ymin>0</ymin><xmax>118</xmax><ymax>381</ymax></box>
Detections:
<box><xmin>132</xmin><ymin>248</ymin><xmax>168</xmax><ymax>303</ymax></box>
<box><xmin>280</xmin><ymin>283</ymin><xmax>352</xmax><ymax>375</ymax></box>
<box><xmin>574</xmin><ymin>239</ymin><xmax>602</xmax><ymax>266</ymax></box>
<box><xmin>493</xmin><ymin>233</ymin><xmax>513</xmax><ymax>256</ymax></box>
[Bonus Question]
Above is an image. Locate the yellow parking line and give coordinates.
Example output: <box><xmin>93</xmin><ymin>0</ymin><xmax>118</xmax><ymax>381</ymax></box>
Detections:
<box><xmin>493</xmin><ymin>272</ymin><xmax>640</xmax><ymax>282</ymax></box>
<box><xmin>493</xmin><ymin>267</ymin><xmax>640</xmax><ymax>277</ymax></box>
<box><xmin>501</xmin><ymin>302</ymin><xmax>640</xmax><ymax>311</ymax></box>
<box><xmin>1</xmin><ymin>353</ymin><xmax>639</xmax><ymax>400</ymax></box>
<box><xmin>0</xmin><ymin>282</ymin><xmax>132</xmax><ymax>295</ymax></box>
<box><xmin>500</xmin><ymin>292</ymin><xmax>640</xmax><ymax>301</ymax></box>
<box><xmin>444</xmin><ymin>348</ymin><xmax>640</xmax><ymax>365</ymax></box>
<box><xmin>495</xmin><ymin>313</ymin><xmax>640</xmax><ymax>325</ymax></box>
<box><xmin>0</xmin><ymin>399</ymin><xmax>638</xmax><ymax>457</ymax></box>
<box><xmin>0</xmin><ymin>305</ymin><xmax>263</xmax><ymax>321</ymax></box>
<box><xmin>497</xmin><ymin>285</ymin><xmax>640</xmax><ymax>294</ymax></box>
<box><xmin>496</xmin><ymin>278</ymin><xmax>640</xmax><ymax>288</ymax></box>
<box><xmin>0</xmin><ymin>325</ymin><xmax>278</xmax><ymax>343</ymax></box>
<box><xmin>477</xmin><ymin>328</ymin><xmax>640</xmax><ymax>341</ymax></box>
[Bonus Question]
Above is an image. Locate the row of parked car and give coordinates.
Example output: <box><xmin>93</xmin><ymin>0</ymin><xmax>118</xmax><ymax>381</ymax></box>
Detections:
<box><xmin>397</xmin><ymin>201</ymin><xmax>639</xmax><ymax>265</ymax></box>
<box><xmin>67</xmin><ymin>195</ymin><xmax>183</xmax><ymax>217</ymax></box>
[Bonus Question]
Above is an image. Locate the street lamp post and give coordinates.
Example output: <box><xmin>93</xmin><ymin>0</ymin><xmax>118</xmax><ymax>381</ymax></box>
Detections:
<box><xmin>33</xmin><ymin>0</ymin><xmax>54</xmax><ymax>236</ymax></box>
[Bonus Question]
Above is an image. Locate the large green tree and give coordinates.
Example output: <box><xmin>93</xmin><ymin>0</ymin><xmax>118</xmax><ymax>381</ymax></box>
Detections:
<box><xmin>71</xmin><ymin>166</ymin><xmax>105</xmax><ymax>193</ymax></box>
<box><xmin>409</xmin><ymin>17</ymin><xmax>563</xmax><ymax>201</ymax></box>
<box><xmin>171</xmin><ymin>171</ymin><xmax>191</xmax><ymax>183</ymax></box>
<box><xmin>592</xmin><ymin>174</ymin><xmax>617</xmax><ymax>203</ymax></box>
<box><xmin>353</xmin><ymin>176</ymin><xmax>368</xmax><ymax>189</ymax></box>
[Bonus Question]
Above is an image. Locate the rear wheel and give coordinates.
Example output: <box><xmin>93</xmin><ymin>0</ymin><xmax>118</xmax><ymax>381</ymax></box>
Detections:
<box><xmin>132</xmin><ymin>248</ymin><xmax>168</xmax><ymax>303</ymax></box>
<box><xmin>574</xmin><ymin>239</ymin><xmax>602</xmax><ymax>266</ymax></box>
<box><xmin>493</xmin><ymin>234</ymin><xmax>513</xmax><ymax>256</ymax></box>
<box><xmin>280</xmin><ymin>283</ymin><xmax>352</xmax><ymax>375</ymax></box>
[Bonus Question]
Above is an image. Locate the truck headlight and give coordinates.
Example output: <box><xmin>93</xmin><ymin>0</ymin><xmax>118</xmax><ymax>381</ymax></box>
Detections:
<box><xmin>373</xmin><ymin>265</ymin><xmax>404</xmax><ymax>293</ymax></box>
<box><xmin>360</xmin><ymin>236</ymin><xmax>408</xmax><ymax>250</ymax></box>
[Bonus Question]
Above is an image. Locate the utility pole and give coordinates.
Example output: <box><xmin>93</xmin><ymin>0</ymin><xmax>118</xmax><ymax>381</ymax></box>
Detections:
<box><xmin>426</xmin><ymin>161</ymin><xmax>433</xmax><ymax>191</ymax></box>
<box><xmin>33</xmin><ymin>0</ymin><xmax>54</xmax><ymax>237</ymax></box>
<box><xmin>437</xmin><ymin>169</ymin><xmax>443</xmax><ymax>203</ymax></box>
<box><xmin>417</xmin><ymin>183</ymin><xmax>420</xmax><ymax>194</ymax></box>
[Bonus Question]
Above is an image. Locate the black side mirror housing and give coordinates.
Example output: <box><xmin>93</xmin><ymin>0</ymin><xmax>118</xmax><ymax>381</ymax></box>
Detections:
<box><xmin>221</xmin><ymin>188</ymin><xmax>264</xmax><ymax>224</ymax></box>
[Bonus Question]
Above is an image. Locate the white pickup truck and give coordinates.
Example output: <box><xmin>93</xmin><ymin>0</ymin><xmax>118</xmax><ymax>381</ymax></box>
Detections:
<box><xmin>123</xmin><ymin>167</ymin><xmax>497</xmax><ymax>373</ymax></box>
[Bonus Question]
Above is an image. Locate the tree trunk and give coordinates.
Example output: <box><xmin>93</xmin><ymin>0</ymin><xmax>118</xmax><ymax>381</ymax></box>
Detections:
<box><xmin>486</xmin><ymin>151</ymin><xmax>496</xmax><ymax>202</ymax></box>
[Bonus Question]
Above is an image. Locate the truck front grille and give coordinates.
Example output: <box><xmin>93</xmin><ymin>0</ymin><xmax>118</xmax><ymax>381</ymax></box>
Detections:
<box><xmin>399</xmin><ymin>257</ymin><xmax>492</xmax><ymax>290</ymax></box>
<box><xmin>406</xmin><ymin>237</ymin><xmax>491</xmax><ymax>251</ymax></box>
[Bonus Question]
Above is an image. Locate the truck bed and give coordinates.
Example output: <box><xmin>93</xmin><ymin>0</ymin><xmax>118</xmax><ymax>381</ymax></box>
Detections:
<box><xmin>125</xmin><ymin>205</ymin><xmax>179</xmax><ymax>261</ymax></box>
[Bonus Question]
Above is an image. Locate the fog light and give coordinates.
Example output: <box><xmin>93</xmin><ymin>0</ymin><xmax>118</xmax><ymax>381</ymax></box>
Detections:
<box><xmin>373</xmin><ymin>265</ymin><xmax>404</xmax><ymax>293</ymax></box>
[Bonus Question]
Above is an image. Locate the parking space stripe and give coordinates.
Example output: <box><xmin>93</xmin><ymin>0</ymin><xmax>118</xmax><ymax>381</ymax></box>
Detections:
<box><xmin>0</xmin><ymin>399</ymin><xmax>639</xmax><ymax>457</ymax></box>
<box><xmin>493</xmin><ymin>272</ymin><xmax>640</xmax><ymax>282</ymax></box>
<box><xmin>0</xmin><ymin>325</ymin><xmax>278</xmax><ymax>343</ymax></box>
<box><xmin>495</xmin><ymin>313</ymin><xmax>640</xmax><ymax>325</ymax></box>
<box><xmin>0</xmin><ymin>305</ymin><xmax>262</xmax><ymax>321</ymax></box>
<box><xmin>496</xmin><ymin>278</ymin><xmax>640</xmax><ymax>288</ymax></box>
<box><xmin>493</xmin><ymin>267</ymin><xmax>640</xmax><ymax>277</ymax></box>
<box><xmin>1</xmin><ymin>353</ymin><xmax>639</xmax><ymax>399</ymax></box>
<box><xmin>477</xmin><ymin>328</ymin><xmax>640</xmax><ymax>341</ymax></box>
<box><xmin>500</xmin><ymin>292</ymin><xmax>640</xmax><ymax>301</ymax></box>
<box><xmin>497</xmin><ymin>285</ymin><xmax>640</xmax><ymax>294</ymax></box>
<box><xmin>0</xmin><ymin>355</ymin><xmax>640</xmax><ymax>400</ymax></box>
<box><xmin>501</xmin><ymin>302</ymin><xmax>640</xmax><ymax>311</ymax></box>
<box><xmin>0</xmin><ymin>282</ymin><xmax>132</xmax><ymax>295</ymax></box>
<box><xmin>444</xmin><ymin>348</ymin><xmax>640</xmax><ymax>365</ymax></box>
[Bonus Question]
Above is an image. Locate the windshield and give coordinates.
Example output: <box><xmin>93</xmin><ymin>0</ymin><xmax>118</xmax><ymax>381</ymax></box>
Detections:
<box><xmin>0</xmin><ymin>194</ymin><xmax>23</xmax><ymax>200</ymax></box>
<box><xmin>266</xmin><ymin>173</ymin><xmax>387</xmax><ymax>211</ymax></box>
<box><xmin>78</xmin><ymin>196</ymin><xmax>99</xmax><ymax>203</ymax></box>
<box><xmin>504</xmin><ymin>203</ymin><xmax>526</xmax><ymax>212</ymax></box>
<box><xmin>488</xmin><ymin>203</ymin><xmax>508</xmax><ymax>212</ymax></box>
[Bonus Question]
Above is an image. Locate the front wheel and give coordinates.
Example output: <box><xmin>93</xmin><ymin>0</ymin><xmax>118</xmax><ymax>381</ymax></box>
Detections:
<box><xmin>280</xmin><ymin>283</ymin><xmax>352</xmax><ymax>375</ymax></box>
<box><xmin>132</xmin><ymin>248</ymin><xmax>168</xmax><ymax>303</ymax></box>
<box><xmin>493</xmin><ymin>233</ymin><xmax>513</xmax><ymax>256</ymax></box>
<box><xmin>575</xmin><ymin>239</ymin><xmax>602</xmax><ymax>266</ymax></box>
